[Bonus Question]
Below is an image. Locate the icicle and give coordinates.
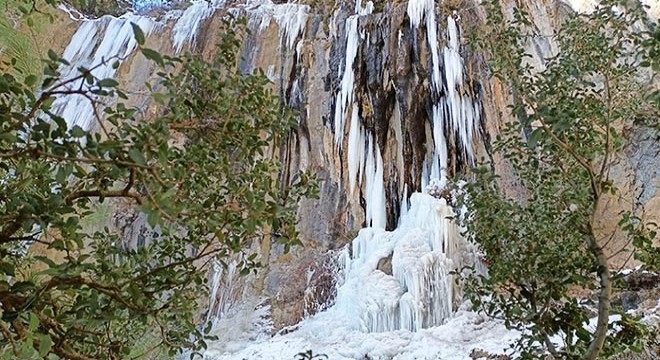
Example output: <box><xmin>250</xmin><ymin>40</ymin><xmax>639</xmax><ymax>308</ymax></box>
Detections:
<box><xmin>248</xmin><ymin>2</ymin><xmax>309</xmax><ymax>51</ymax></box>
<box><xmin>171</xmin><ymin>1</ymin><xmax>215</xmax><ymax>54</ymax></box>
<box><xmin>303</xmin><ymin>267</ymin><xmax>316</xmax><ymax>317</ymax></box>
<box><xmin>364</xmin><ymin>135</ymin><xmax>386</xmax><ymax>229</ymax></box>
<box><xmin>397</xmin><ymin>184</ymin><xmax>409</xmax><ymax>227</ymax></box>
<box><xmin>333</xmin><ymin>1</ymin><xmax>373</xmax><ymax>148</ymax></box>
<box><xmin>272</xmin><ymin>4</ymin><xmax>309</xmax><ymax>50</ymax></box>
<box><xmin>421</xmin><ymin>153</ymin><xmax>430</xmax><ymax>193</ymax></box>
<box><xmin>347</xmin><ymin>104</ymin><xmax>365</xmax><ymax>195</ymax></box>
<box><xmin>407</xmin><ymin>0</ymin><xmax>441</xmax><ymax>91</ymax></box>
<box><xmin>431</xmin><ymin>104</ymin><xmax>449</xmax><ymax>186</ymax></box>
<box><xmin>206</xmin><ymin>261</ymin><xmax>223</xmax><ymax>324</ymax></box>
<box><xmin>333</xmin><ymin>16</ymin><xmax>360</xmax><ymax>147</ymax></box>
<box><xmin>208</xmin><ymin>259</ymin><xmax>239</xmax><ymax>326</ymax></box>
<box><xmin>355</xmin><ymin>0</ymin><xmax>374</xmax><ymax>15</ymax></box>
<box><xmin>443</xmin><ymin>15</ymin><xmax>476</xmax><ymax>165</ymax></box>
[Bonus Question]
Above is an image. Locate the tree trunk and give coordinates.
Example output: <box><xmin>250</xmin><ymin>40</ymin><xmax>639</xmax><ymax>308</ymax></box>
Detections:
<box><xmin>583</xmin><ymin>221</ymin><xmax>612</xmax><ymax>360</ymax></box>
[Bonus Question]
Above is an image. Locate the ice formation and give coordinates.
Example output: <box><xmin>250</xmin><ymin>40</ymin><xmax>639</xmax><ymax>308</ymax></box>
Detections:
<box><xmin>333</xmin><ymin>15</ymin><xmax>363</xmax><ymax>148</ymax></box>
<box><xmin>172</xmin><ymin>1</ymin><xmax>216</xmax><ymax>54</ymax></box>
<box><xmin>206</xmin><ymin>260</ymin><xmax>239</xmax><ymax>326</ymax></box>
<box><xmin>203</xmin><ymin>192</ymin><xmax>499</xmax><ymax>360</ymax></box>
<box><xmin>347</xmin><ymin>104</ymin><xmax>366</xmax><ymax>195</ymax></box>
<box><xmin>243</xmin><ymin>1</ymin><xmax>309</xmax><ymax>52</ymax></box>
<box><xmin>364</xmin><ymin>134</ymin><xmax>387</xmax><ymax>229</ymax></box>
<box><xmin>327</xmin><ymin>6</ymin><xmax>481</xmax><ymax>329</ymax></box>
<box><xmin>407</xmin><ymin>0</ymin><xmax>442</xmax><ymax>91</ymax></box>
<box><xmin>443</xmin><ymin>16</ymin><xmax>477</xmax><ymax>166</ymax></box>
<box><xmin>406</xmin><ymin>3</ymin><xmax>480</xmax><ymax>187</ymax></box>
<box><xmin>52</xmin><ymin>15</ymin><xmax>159</xmax><ymax>131</ymax></box>
<box><xmin>333</xmin><ymin>1</ymin><xmax>374</xmax><ymax>147</ymax></box>
<box><xmin>53</xmin><ymin>0</ymin><xmax>232</xmax><ymax>131</ymax></box>
<box><xmin>330</xmin><ymin>1</ymin><xmax>389</xmax><ymax>230</ymax></box>
<box><xmin>313</xmin><ymin>192</ymin><xmax>467</xmax><ymax>333</ymax></box>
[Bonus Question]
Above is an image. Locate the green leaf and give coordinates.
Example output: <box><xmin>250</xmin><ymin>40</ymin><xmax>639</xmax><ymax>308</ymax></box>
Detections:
<box><xmin>146</xmin><ymin>208</ymin><xmax>161</xmax><ymax>227</ymax></box>
<box><xmin>527</xmin><ymin>128</ymin><xmax>543</xmax><ymax>148</ymax></box>
<box><xmin>34</xmin><ymin>256</ymin><xmax>57</xmax><ymax>267</ymax></box>
<box><xmin>37</xmin><ymin>333</ymin><xmax>53</xmax><ymax>357</ymax></box>
<box><xmin>28</xmin><ymin>312</ymin><xmax>38</xmax><ymax>331</ymax></box>
<box><xmin>0</xmin><ymin>262</ymin><xmax>15</xmax><ymax>276</ymax></box>
<box><xmin>131</xmin><ymin>22</ymin><xmax>145</xmax><ymax>46</ymax></box>
<box><xmin>128</xmin><ymin>148</ymin><xmax>146</xmax><ymax>166</ymax></box>
<box><xmin>141</xmin><ymin>48</ymin><xmax>164</xmax><ymax>66</ymax></box>
<box><xmin>25</xmin><ymin>75</ymin><xmax>38</xmax><ymax>87</ymax></box>
<box><xmin>70</xmin><ymin>126</ymin><xmax>85</xmax><ymax>138</ymax></box>
<box><xmin>47</xmin><ymin>49</ymin><xmax>58</xmax><ymax>62</ymax></box>
<box><xmin>98</xmin><ymin>78</ymin><xmax>119</xmax><ymax>88</ymax></box>
<box><xmin>55</xmin><ymin>166</ymin><xmax>66</xmax><ymax>183</ymax></box>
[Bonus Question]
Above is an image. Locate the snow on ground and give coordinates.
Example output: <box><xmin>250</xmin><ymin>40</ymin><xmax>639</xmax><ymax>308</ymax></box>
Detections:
<box><xmin>562</xmin><ymin>0</ymin><xmax>660</xmax><ymax>19</ymax></box>
<box><xmin>204</xmin><ymin>304</ymin><xmax>519</xmax><ymax>360</ymax></box>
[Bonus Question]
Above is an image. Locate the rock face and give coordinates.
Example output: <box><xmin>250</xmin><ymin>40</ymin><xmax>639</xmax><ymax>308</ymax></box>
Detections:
<box><xmin>51</xmin><ymin>0</ymin><xmax>659</xmax><ymax>330</ymax></box>
<box><xmin>65</xmin><ymin>0</ymin><xmax>133</xmax><ymax>18</ymax></box>
<box><xmin>205</xmin><ymin>0</ymin><xmax>492</xmax><ymax>328</ymax></box>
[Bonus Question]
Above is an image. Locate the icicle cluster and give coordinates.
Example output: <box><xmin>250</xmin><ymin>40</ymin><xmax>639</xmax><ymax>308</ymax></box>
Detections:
<box><xmin>333</xmin><ymin>0</ymin><xmax>374</xmax><ymax>148</ymax></box>
<box><xmin>330</xmin><ymin>1</ymin><xmax>387</xmax><ymax>228</ymax></box>
<box><xmin>207</xmin><ymin>260</ymin><xmax>240</xmax><ymax>326</ymax></box>
<box><xmin>172</xmin><ymin>1</ymin><xmax>216</xmax><ymax>54</ymax></box>
<box><xmin>54</xmin><ymin>0</ymin><xmax>226</xmax><ymax>131</ymax></box>
<box><xmin>249</xmin><ymin>1</ymin><xmax>309</xmax><ymax>51</ymax></box>
<box><xmin>406</xmin><ymin>3</ymin><xmax>480</xmax><ymax>190</ymax></box>
<box><xmin>333</xmin><ymin>16</ymin><xmax>363</xmax><ymax>148</ymax></box>
<box><xmin>52</xmin><ymin>15</ymin><xmax>159</xmax><ymax>131</ymax></box>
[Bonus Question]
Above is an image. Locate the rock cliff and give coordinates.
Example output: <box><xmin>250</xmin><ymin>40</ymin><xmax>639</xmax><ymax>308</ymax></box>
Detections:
<box><xmin>46</xmin><ymin>0</ymin><xmax>659</xmax><ymax>330</ymax></box>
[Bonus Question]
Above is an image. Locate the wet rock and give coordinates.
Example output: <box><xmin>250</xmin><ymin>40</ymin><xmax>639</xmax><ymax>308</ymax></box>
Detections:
<box><xmin>470</xmin><ymin>348</ymin><xmax>510</xmax><ymax>359</ymax></box>
<box><xmin>65</xmin><ymin>0</ymin><xmax>132</xmax><ymax>18</ymax></box>
<box><xmin>611</xmin><ymin>291</ymin><xmax>643</xmax><ymax>312</ymax></box>
<box><xmin>376</xmin><ymin>255</ymin><xmax>393</xmax><ymax>275</ymax></box>
<box><xmin>623</xmin><ymin>270</ymin><xmax>660</xmax><ymax>291</ymax></box>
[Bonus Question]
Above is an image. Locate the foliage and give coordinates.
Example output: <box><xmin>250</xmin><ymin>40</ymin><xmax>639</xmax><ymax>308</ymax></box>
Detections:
<box><xmin>459</xmin><ymin>0</ymin><xmax>659</xmax><ymax>359</ymax></box>
<box><xmin>0</xmin><ymin>0</ymin><xmax>55</xmax><ymax>78</ymax></box>
<box><xmin>64</xmin><ymin>0</ymin><xmax>131</xmax><ymax>18</ymax></box>
<box><xmin>295</xmin><ymin>350</ymin><xmax>328</xmax><ymax>360</ymax></box>
<box><xmin>0</xmin><ymin>12</ymin><xmax>316</xmax><ymax>360</ymax></box>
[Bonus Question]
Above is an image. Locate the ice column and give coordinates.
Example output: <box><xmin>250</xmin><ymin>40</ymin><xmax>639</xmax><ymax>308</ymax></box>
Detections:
<box><xmin>321</xmin><ymin>192</ymin><xmax>464</xmax><ymax>333</ymax></box>
<box><xmin>333</xmin><ymin>16</ymin><xmax>362</xmax><ymax>148</ymax></box>
<box><xmin>206</xmin><ymin>259</ymin><xmax>239</xmax><ymax>325</ymax></box>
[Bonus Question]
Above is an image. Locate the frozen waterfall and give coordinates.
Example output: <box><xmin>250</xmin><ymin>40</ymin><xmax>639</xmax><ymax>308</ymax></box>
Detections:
<box><xmin>315</xmin><ymin>192</ymin><xmax>465</xmax><ymax>333</ymax></box>
<box><xmin>52</xmin><ymin>0</ymin><xmax>490</xmax><ymax>354</ymax></box>
<box><xmin>51</xmin><ymin>14</ymin><xmax>159</xmax><ymax>131</ymax></box>
<box><xmin>53</xmin><ymin>1</ymin><xmax>221</xmax><ymax>131</ymax></box>
<box><xmin>291</xmin><ymin>0</ymin><xmax>482</xmax><ymax>333</ymax></box>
